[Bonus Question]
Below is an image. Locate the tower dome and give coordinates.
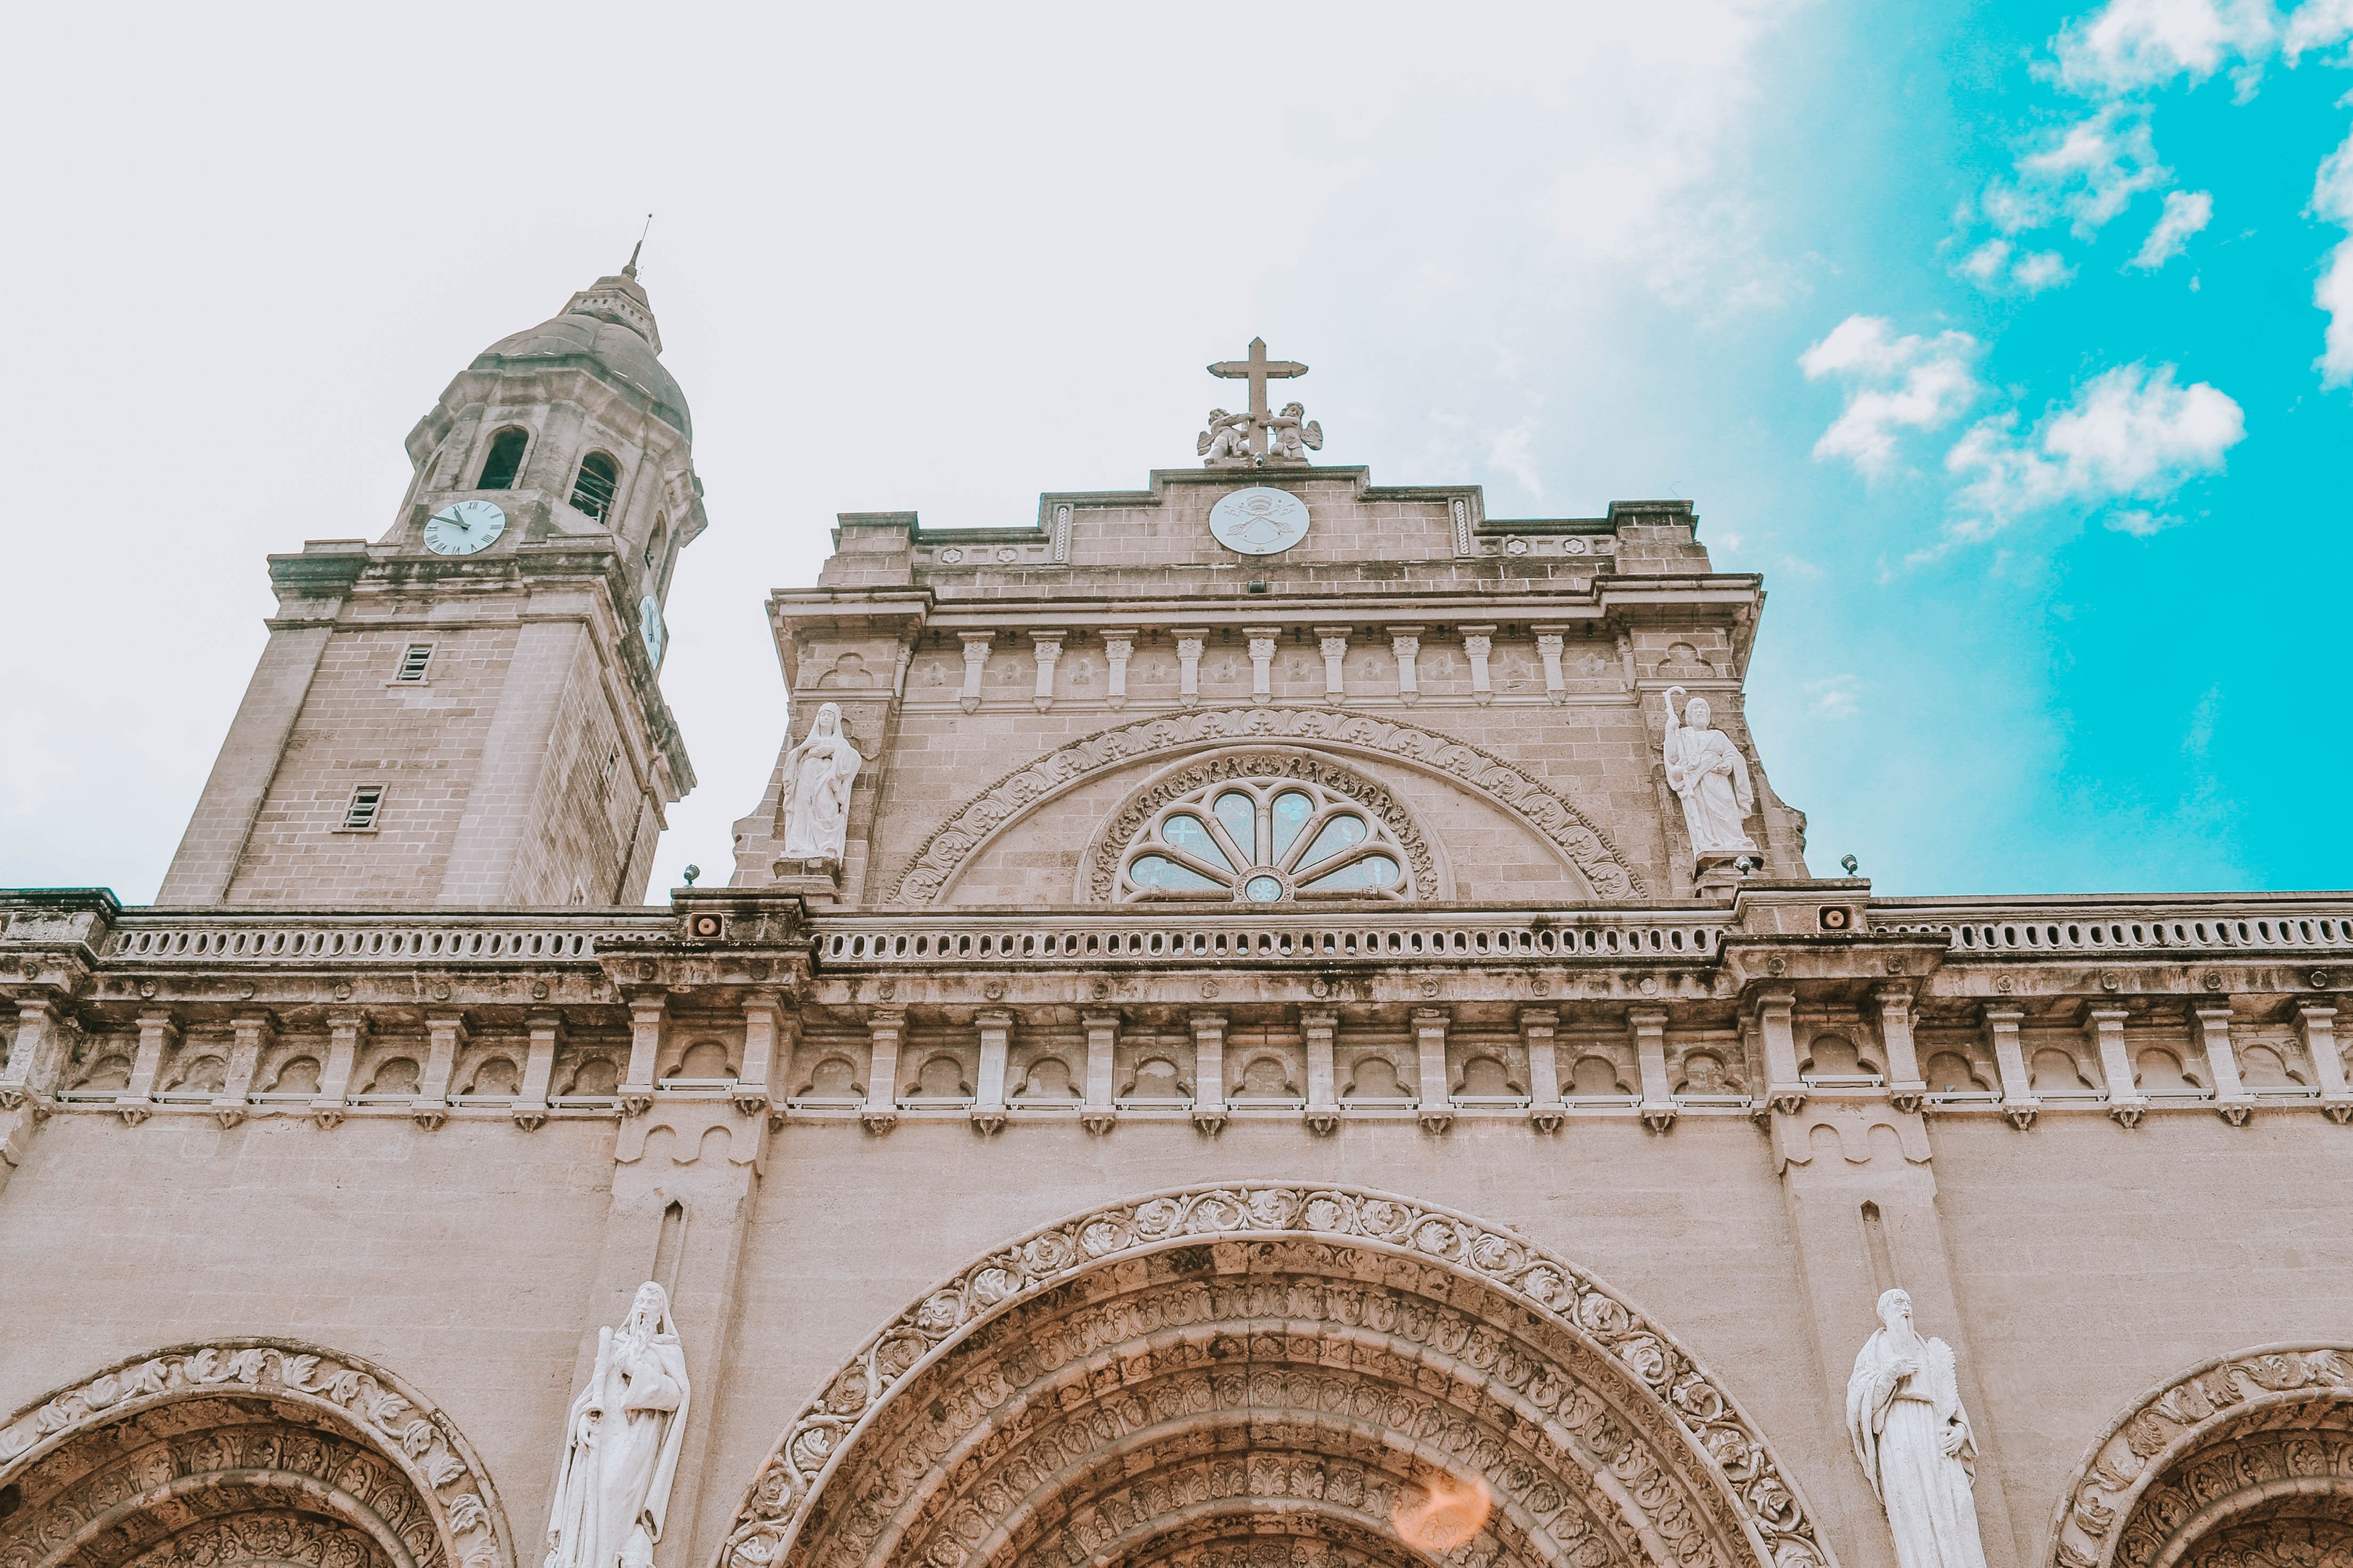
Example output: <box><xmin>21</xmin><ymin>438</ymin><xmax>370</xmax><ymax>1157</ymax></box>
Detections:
<box><xmin>474</xmin><ymin>266</ymin><xmax>692</xmax><ymax>439</ymax></box>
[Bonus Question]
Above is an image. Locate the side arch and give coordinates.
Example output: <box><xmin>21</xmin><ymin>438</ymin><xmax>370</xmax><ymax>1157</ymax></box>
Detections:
<box><xmin>1</xmin><ymin>1340</ymin><xmax>516</xmax><ymax>1568</ymax></box>
<box><xmin>720</xmin><ymin>1184</ymin><xmax>1829</xmax><ymax>1568</ymax></box>
<box><xmin>2048</xmin><ymin>1344</ymin><xmax>2353</xmax><ymax>1568</ymax></box>
<box><xmin>887</xmin><ymin>707</ymin><xmax>1643</xmax><ymax>905</ymax></box>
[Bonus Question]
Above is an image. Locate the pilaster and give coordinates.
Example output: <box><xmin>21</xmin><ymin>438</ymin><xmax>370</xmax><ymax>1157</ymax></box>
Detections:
<box><xmin>1413</xmin><ymin>1008</ymin><xmax>1451</xmax><ymax>1131</ymax></box>
<box><xmin>2087</xmin><ymin>1007</ymin><xmax>2143</xmax><ymax>1126</ymax></box>
<box><xmin>1302</xmin><ymin>1012</ymin><xmax>1338</xmax><ymax>1134</ymax></box>
<box><xmin>863</xmin><ymin>1010</ymin><xmax>904</xmax><ymax>1132</ymax></box>
<box><xmin>516</xmin><ymin>1013</ymin><xmax>561</xmax><ymax>1129</ymax></box>
<box><xmin>2298</xmin><ymin>1004</ymin><xmax>2350</xmax><ymax>1120</ymax></box>
<box><xmin>1630</xmin><ymin>1007</ymin><xmax>1675</xmax><ymax>1133</ymax></box>
<box><xmin>1081</xmin><ymin>1013</ymin><xmax>1119</xmax><ymax>1135</ymax></box>
<box><xmin>1985</xmin><ymin>1007</ymin><xmax>2034</xmax><ymax>1129</ymax></box>
<box><xmin>972</xmin><ymin>1011</ymin><xmax>1011</xmax><ymax>1134</ymax></box>
<box><xmin>1191</xmin><ymin>1013</ymin><xmax>1227</xmax><ymax>1133</ymax></box>
<box><xmin>2195</xmin><ymin>1006</ymin><xmax>2254</xmax><ymax>1125</ymax></box>
<box><xmin>1522</xmin><ymin>1008</ymin><xmax>1562</xmax><ymax>1132</ymax></box>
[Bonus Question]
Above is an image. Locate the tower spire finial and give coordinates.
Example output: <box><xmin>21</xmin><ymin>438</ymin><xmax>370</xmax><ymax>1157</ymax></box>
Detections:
<box><xmin>623</xmin><ymin>213</ymin><xmax>653</xmax><ymax>279</ymax></box>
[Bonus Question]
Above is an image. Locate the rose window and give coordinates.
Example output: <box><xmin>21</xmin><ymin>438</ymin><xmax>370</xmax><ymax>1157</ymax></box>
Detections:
<box><xmin>1118</xmin><ymin>777</ymin><xmax>1413</xmax><ymax>902</ymax></box>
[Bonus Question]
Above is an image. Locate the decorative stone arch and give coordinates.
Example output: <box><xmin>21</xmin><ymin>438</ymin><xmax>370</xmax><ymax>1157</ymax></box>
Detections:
<box><xmin>1078</xmin><ymin>748</ymin><xmax>1453</xmax><ymax>903</ymax></box>
<box><xmin>0</xmin><ymin>1340</ymin><xmax>515</xmax><ymax>1568</ymax></box>
<box><xmin>888</xmin><ymin>707</ymin><xmax>1643</xmax><ymax>905</ymax></box>
<box><xmin>2048</xmin><ymin>1344</ymin><xmax>2353</xmax><ymax>1568</ymax></box>
<box><xmin>719</xmin><ymin>1184</ymin><xmax>1829</xmax><ymax>1568</ymax></box>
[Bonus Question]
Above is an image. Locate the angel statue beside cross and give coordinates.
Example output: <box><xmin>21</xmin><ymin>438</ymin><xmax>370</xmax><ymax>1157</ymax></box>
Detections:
<box><xmin>1195</xmin><ymin>337</ymin><xmax>1325</xmax><ymax>466</ymax></box>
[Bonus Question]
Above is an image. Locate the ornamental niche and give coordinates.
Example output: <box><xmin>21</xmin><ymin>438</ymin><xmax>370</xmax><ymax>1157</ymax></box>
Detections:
<box><xmin>722</xmin><ymin>1184</ymin><xmax>1829</xmax><ymax>1568</ymax></box>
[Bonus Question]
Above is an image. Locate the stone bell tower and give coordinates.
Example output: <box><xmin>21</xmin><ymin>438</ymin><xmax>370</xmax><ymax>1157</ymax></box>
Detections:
<box><xmin>156</xmin><ymin>258</ymin><xmax>703</xmax><ymax>909</ymax></box>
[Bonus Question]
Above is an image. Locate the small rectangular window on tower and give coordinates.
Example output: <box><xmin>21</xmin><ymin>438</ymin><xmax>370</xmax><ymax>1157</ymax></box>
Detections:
<box><xmin>395</xmin><ymin>644</ymin><xmax>433</xmax><ymax>682</ymax></box>
<box><xmin>342</xmin><ymin>785</ymin><xmax>385</xmax><ymax>831</ymax></box>
<box><xmin>601</xmin><ymin>747</ymin><xmax>620</xmax><ymax>786</ymax></box>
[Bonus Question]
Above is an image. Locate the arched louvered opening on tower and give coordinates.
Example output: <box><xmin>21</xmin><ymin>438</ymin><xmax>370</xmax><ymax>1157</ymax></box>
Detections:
<box><xmin>569</xmin><ymin>451</ymin><xmax>621</xmax><ymax>521</ymax></box>
<box><xmin>474</xmin><ymin>426</ymin><xmax>529</xmax><ymax>490</ymax></box>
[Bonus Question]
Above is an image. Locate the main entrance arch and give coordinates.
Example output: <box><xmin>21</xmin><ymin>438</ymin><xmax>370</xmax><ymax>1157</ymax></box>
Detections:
<box><xmin>2048</xmin><ymin>1346</ymin><xmax>2353</xmax><ymax>1568</ymax></box>
<box><xmin>721</xmin><ymin>1185</ymin><xmax>1829</xmax><ymax>1568</ymax></box>
<box><xmin>0</xmin><ymin>1341</ymin><xmax>514</xmax><ymax>1568</ymax></box>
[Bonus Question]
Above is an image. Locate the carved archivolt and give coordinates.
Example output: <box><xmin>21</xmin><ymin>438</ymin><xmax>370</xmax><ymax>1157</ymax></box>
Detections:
<box><xmin>719</xmin><ymin>1184</ymin><xmax>1826</xmax><ymax>1568</ymax></box>
<box><xmin>2049</xmin><ymin>1345</ymin><xmax>2353</xmax><ymax>1568</ymax></box>
<box><xmin>887</xmin><ymin>707</ymin><xmax>1643</xmax><ymax>904</ymax></box>
<box><xmin>0</xmin><ymin>1342</ymin><xmax>513</xmax><ymax>1568</ymax></box>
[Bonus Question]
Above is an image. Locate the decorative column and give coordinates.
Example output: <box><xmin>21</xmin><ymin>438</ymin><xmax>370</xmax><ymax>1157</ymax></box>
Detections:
<box><xmin>0</xmin><ymin>998</ymin><xmax>67</xmax><ymax>1110</ymax></box>
<box><xmin>1029</xmin><ymin>631</ymin><xmax>1064</xmax><ymax>712</ymax></box>
<box><xmin>972</xmin><ymin>1011</ymin><xmax>1011</xmax><ymax>1134</ymax></box>
<box><xmin>1877</xmin><ymin>988</ymin><xmax>1926</xmax><ymax>1111</ymax></box>
<box><xmin>417</xmin><ymin>1013</ymin><xmax>467</xmax><ymax>1129</ymax></box>
<box><xmin>1462</xmin><ymin>626</ymin><xmax>1495</xmax><ymax>705</ymax></box>
<box><xmin>1522</xmin><ymin>1009</ymin><xmax>1562</xmax><ymax>1132</ymax></box>
<box><xmin>1176</xmin><ymin>630</ymin><xmax>1206</xmax><ymax>707</ymax></box>
<box><xmin>1081</xmin><ymin>1013</ymin><xmax>1118</xmax><ymax>1135</ymax></box>
<box><xmin>1757</xmin><ymin>992</ymin><xmax>1804</xmax><ymax>1113</ymax></box>
<box><xmin>1390</xmin><ymin>628</ymin><xmax>1423</xmax><ymax>704</ymax></box>
<box><xmin>737</xmin><ymin>991</ymin><xmax>785</xmax><ymax>1117</ymax></box>
<box><xmin>1245</xmin><ymin>628</ymin><xmax>1279</xmax><ymax>705</ymax></box>
<box><xmin>313</xmin><ymin>1011</ymin><xmax>363</xmax><ymax>1128</ymax></box>
<box><xmin>958</xmin><ymin>633</ymin><xmax>992</xmax><ymax>713</ymax></box>
<box><xmin>216</xmin><ymin>1013</ymin><xmax>273</xmax><ymax>1128</ymax></box>
<box><xmin>1986</xmin><ymin>1006</ymin><xmax>2035</xmax><ymax>1129</ymax></box>
<box><xmin>1191</xmin><ymin>1013</ymin><xmax>1227</xmax><ymax>1133</ymax></box>
<box><xmin>1302</xmin><ymin>1012</ymin><xmax>1338</xmax><ymax>1134</ymax></box>
<box><xmin>1102</xmin><ymin>630</ymin><xmax>1136</xmax><ymax>710</ymax></box>
<box><xmin>1316</xmin><ymin>628</ymin><xmax>1349</xmax><ymax>704</ymax></box>
<box><xmin>863</xmin><ymin>1009</ymin><xmax>904</xmax><ymax>1132</ymax></box>
<box><xmin>124</xmin><ymin>1010</ymin><xmax>179</xmax><ymax>1125</ymax></box>
<box><xmin>1413</xmin><ymin>1008</ymin><xmax>1452</xmax><ymax>1132</ymax></box>
<box><xmin>2299</xmin><ymin>1004</ymin><xmax>2350</xmax><ymax>1121</ymax></box>
<box><xmin>515</xmin><ymin>1013</ymin><xmax>560</xmax><ymax>1129</ymax></box>
<box><xmin>1631</xmin><ymin>1007</ymin><xmax>1675</xmax><ymax>1133</ymax></box>
<box><xmin>1534</xmin><ymin>625</ymin><xmax>1568</xmax><ymax>703</ymax></box>
<box><xmin>622</xmin><ymin>996</ymin><xmax>664</xmax><ymax>1115</ymax></box>
<box><xmin>2195</xmin><ymin>1006</ymin><xmax>2254</xmax><ymax>1125</ymax></box>
<box><xmin>2088</xmin><ymin>1007</ymin><xmax>2144</xmax><ymax>1126</ymax></box>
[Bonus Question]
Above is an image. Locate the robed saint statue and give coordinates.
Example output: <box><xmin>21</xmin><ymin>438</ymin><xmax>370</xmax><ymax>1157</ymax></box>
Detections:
<box><xmin>545</xmin><ymin>1282</ymin><xmax>692</xmax><ymax>1568</ymax></box>
<box><xmin>1847</xmin><ymin>1288</ymin><xmax>1988</xmax><ymax>1568</ymax></box>
<box><xmin>777</xmin><ymin>702</ymin><xmax>863</xmax><ymax>864</ymax></box>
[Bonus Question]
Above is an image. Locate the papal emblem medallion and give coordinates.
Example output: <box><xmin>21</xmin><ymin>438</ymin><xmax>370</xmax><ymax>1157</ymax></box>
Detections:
<box><xmin>1208</xmin><ymin>487</ymin><xmax>1310</xmax><ymax>555</ymax></box>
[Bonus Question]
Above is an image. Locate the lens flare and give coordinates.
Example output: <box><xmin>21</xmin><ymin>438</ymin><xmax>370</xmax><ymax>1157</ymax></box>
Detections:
<box><xmin>1393</xmin><ymin>1470</ymin><xmax>1493</xmax><ymax>1554</ymax></box>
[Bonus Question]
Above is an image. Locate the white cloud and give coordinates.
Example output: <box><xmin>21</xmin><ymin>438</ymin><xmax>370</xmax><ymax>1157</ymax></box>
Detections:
<box><xmin>1806</xmin><ymin>674</ymin><xmax>1862</xmax><ymax>719</ymax></box>
<box><xmin>1800</xmin><ymin>317</ymin><xmax>1983</xmax><ymax>476</ymax></box>
<box><xmin>2013</xmin><ymin>250</ymin><xmax>2079</xmax><ymax>290</ymax></box>
<box><xmin>2053</xmin><ymin>0</ymin><xmax>2279</xmax><ymax>93</ymax></box>
<box><xmin>2106</xmin><ymin>508</ymin><xmax>2176</xmax><ymax>535</ymax></box>
<box><xmin>2014</xmin><ymin>108</ymin><xmax>2171</xmax><ymax>235</ymax></box>
<box><xmin>2314</xmin><ymin>126</ymin><xmax>2353</xmax><ymax>385</ymax></box>
<box><xmin>1945</xmin><ymin>362</ymin><xmax>2245</xmax><ymax>534</ymax></box>
<box><xmin>1487</xmin><ymin>420</ymin><xmax>1543</xmax><ymax>498</ymax></box>
<box><xmin>1958</xmin><ymin>238</ymin><xmax>2013</xmax><ymax>282</ymax></box>
<box><xmin>2285</xmin><ymin>0</ymin><xmax>2353</xmax><ymax>59</ymax></box>
<box><xmin>2130</xmin><ymin>188</ymin><xmax>2213</xmax><ymax>267</ymax></box>
<box><xmin>1952</xmin><ymin>107</ymin><xmax>2169</xmax><ymax>288</ymax></box>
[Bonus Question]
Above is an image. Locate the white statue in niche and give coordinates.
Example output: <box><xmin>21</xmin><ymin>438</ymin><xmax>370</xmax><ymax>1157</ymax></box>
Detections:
<box><xmin>1846</xmin><ymin>1288</ymin><xmax>1988</xmax><ymax>1568</ymax></box>
<box><xmin>1662</xmin><ymin>685</ymin><xmax>1757</xmax><ymax>856</ymax></box>
<box><xmin>545</xmin><ymin>1282</ymin><xmax>692</xmax><ymax>1568</ymax></box>
<box><xmin>777</xmin><ymin>702</ymin><xmax>863</xmax><ymax>863</ymax></box>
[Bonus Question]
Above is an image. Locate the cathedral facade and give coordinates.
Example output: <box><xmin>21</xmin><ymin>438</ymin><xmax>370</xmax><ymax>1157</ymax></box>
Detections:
<box><xmin>4</xmin><ymin>269</ymin><xmax>2351</xmax><ymax>1568</ymax></box>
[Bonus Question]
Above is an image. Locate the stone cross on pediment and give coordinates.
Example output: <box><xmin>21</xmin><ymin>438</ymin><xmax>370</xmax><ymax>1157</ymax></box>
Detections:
<box><xmin>1199</xmin><ymin>337</ymin><xmax>1324</xmax><ymax>466</ymax></box>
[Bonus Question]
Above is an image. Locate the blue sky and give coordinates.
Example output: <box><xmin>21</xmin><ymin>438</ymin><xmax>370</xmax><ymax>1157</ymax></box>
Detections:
<box><xmin>2</xmin><ymin>1</ymin><xmax>2346</xmax><ymax>901</ymax></box>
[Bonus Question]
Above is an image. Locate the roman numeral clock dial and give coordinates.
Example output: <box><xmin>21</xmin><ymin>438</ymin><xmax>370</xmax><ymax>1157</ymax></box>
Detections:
<box><xmin>423</xmin><ymin>499</ymin><xmax>506</xmax><ymax>555</ymax></box>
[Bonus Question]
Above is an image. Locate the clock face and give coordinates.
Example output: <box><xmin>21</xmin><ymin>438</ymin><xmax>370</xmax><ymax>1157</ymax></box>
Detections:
<box><xmin>639</xmin><ymin>595</ymin><xmax>666</xmax><ymax>667</ymax></box>
<box><xmin>424</xmin><ymin>499</ymin><xmax>506</xmax><ymax>555</ymax></box>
